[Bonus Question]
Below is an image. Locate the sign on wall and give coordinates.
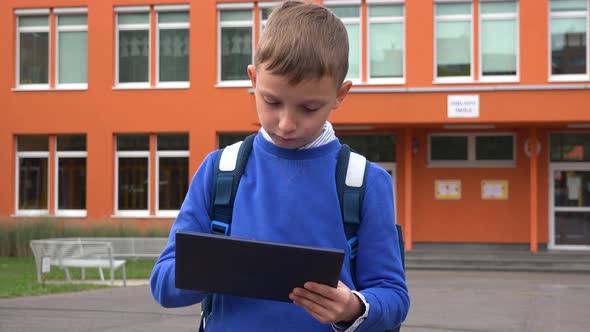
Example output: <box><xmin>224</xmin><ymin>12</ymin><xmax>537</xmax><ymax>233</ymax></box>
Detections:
<box><xmin>435</xmin><ymin>180</ymin><xmax>461</xmax><ymax>200</ymax></box>
<box><xmin>481</xmin><ymin>180</ymin><xmax>509</xmax><ymax>200</ymax></box>
<box><xmin>448</xmin><ymin>95</ymin><xmax>480</xmax><ymax>118</ymax></box>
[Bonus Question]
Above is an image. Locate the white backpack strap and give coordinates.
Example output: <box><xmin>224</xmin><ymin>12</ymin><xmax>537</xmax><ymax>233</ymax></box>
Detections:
<box><xmin>219</xmin><ymin>140</ymin><xmax>243</xmax><ymax>171</ymax></box>
<box><xmin>345</xmin><ymin>151</ymin><xmax>367</xmax><ymax>188</ymax></box>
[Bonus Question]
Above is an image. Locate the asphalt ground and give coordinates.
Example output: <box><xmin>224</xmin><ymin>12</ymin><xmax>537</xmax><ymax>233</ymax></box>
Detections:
<box><xmin>1</xmin><ymin>270</ymin><xmax>589</xmax><ymax>332</ymax></box>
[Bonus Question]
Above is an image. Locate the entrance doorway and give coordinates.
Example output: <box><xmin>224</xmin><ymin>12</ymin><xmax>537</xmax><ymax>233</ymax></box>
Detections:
<box><xmin>549</xmin><ymin>133</ymin><xmax>590</xmax><ymax>250</ymax></box>
<box><xmin>549</xmin><ymin>165</ymin><xmax>590</xmax><ymax>249</ymax></box>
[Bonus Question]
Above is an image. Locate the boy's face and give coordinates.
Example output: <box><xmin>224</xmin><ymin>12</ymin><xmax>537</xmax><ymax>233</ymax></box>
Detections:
<box><xmin>248</xmin><ymin>65</ymin><xmax>352</xmax><ymax>149</ymax></box>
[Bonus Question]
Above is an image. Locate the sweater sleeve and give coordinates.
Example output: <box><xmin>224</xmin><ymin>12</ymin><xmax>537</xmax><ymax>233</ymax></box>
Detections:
<box><xmin>353</xmin><ymin>164</ymin><xmax>410</xmax><ymax>331</ymax></box>
<box><xmin>150</xmin><ymin>151</ymin><xmax>218</xmax><ymax>308</ymax></box>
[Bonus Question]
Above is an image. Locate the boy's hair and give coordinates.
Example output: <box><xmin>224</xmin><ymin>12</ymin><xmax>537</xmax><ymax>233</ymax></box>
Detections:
<box><xmin>254</xmin><ymin>1</ymin><xmax>349</xmax><ymax>87</ymax></box>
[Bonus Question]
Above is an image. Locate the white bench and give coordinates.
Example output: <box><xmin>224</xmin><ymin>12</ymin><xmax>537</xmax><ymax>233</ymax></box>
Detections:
<box><xmin>30</xmin><ymin>239</ymin><xmax>127</xmax><ymax>286</ymax></box>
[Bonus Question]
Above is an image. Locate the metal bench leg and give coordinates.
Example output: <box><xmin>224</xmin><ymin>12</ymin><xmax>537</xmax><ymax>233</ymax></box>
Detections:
<box><xmin>64</xmin><ymin>267</ymin><xmax>72</xmax><ymax>282</ymax></box>
<box><xmin>99</xmin><ymin>268</ymin><xmax>105</xmax><ymax>281</ymax></box>
<box><xmin>122</xmin><ymin>264</ymin><xmax>127</xmax><ymax>287</ymax></box>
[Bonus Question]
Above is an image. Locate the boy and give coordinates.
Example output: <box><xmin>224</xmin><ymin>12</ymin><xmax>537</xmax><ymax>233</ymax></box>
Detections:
<box><xmin>150</xmin><ymin>1</ymin><xmax>410</xmax><ymax>331</ymax></box>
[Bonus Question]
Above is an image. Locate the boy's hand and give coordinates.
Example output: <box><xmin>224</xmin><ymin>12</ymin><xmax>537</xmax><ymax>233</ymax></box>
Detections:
<box><xmin>289</xmin><ymin>281</ymin><xmax>364</xmax><ymax>324</ymax></box>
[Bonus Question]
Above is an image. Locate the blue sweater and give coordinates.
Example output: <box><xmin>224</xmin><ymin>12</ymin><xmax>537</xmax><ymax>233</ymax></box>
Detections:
<box><xmin>150</xmin><ymin>134</ymin><xmax>410</xmax><ymax>331</ymax></box>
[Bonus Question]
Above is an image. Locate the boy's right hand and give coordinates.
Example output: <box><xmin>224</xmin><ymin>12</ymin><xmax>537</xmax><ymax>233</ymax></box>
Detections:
<box><xmin>289</xmin><ymin>281</ymin><xmax>364</xmax><ymax>324</ymax></box>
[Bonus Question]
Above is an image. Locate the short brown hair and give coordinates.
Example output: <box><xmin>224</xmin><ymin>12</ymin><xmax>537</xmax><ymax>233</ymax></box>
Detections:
<box><xmin>254</xmin><ymin>1</ymin><xmax>349</xmax><ymax>87</ymax></box>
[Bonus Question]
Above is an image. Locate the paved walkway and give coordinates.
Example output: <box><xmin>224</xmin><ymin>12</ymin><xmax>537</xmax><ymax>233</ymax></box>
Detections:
<box><xmin>1</xmin><ymin>270</ymin><xmax>589</xmax><ymax>332</ymax></box>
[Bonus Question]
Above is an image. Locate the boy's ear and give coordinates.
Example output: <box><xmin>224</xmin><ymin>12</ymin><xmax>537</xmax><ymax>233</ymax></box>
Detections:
<box><xmin>333</xmin><ymin>80</ymin><xmax>352</xmax><ymax>109</ymax></box>
<box><xmin>247</xmin><ymin>65</ymin><xmax>256</xmax><ymax>88</ymax></box>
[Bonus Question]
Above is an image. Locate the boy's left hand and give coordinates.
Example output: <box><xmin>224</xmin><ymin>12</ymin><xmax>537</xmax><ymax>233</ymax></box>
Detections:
<box><xmin>289</xmin><ymin>281</ymin><xmax>364</xmax><ymax>324</ymax></box>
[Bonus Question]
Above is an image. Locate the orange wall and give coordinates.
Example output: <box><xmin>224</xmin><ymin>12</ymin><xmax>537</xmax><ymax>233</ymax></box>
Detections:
<box><xmin>1</xmin><ymin>0</ymin><xmax>588</xmax><ymax>245</ymax></box>
<box><xmin>408</xmin><ymin>128</ymin><xmax>550</xmax><ymax>244</ymax></box>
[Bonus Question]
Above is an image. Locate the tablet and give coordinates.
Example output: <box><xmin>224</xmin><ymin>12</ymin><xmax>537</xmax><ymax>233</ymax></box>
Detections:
<box><xmin>175</xmin><ymin>231</ymin><xmax>345</xmax><ymax>302</ymax></box>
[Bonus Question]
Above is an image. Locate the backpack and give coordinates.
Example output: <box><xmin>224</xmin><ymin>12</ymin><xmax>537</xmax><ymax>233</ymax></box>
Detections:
<box><xmin>199</xmin><ymin>134</ymin><xmax>404</xmax><ymax>332</ymax></box>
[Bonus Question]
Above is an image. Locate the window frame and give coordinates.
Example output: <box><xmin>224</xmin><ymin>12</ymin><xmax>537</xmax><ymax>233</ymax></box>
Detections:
<box><xmin>428</xmin><ymin>132</ymin><xmax>516</xmax><ymax>168</ymax></box>
<box><xmin>258</xmin><ymin>2</ymin><xmax>281</xmax><ymax>36</ymax></box>
<box><xmin>114</xmin><ymin>143</ymin><xmax>151</xmax><ymax>217</ymax></box>
<box><xmin>55</xmin><ymin>7</ymin><xmax>88</xmax><ymax>90</ymax></box>
<box><xmin>548</xmin><ymin>0</ymin><xmax>589</xmax><ymax>82</ymax></box>
<box><xmin>478</xmin><ymin>0</ymin><xmax>519</xmax><ymax>83</ymax></box>
<box><xmin>156</xmin><ymin>149</ymin><xmax>189</xmax><ymax>217</ymax></box>
<box><xmin>433</xmin><ymin>1</ymin><xmax>474</xmax><ymax>83</ymax></box>
<box><xmin>367</xmin><ymin>1</ymin><xmax>406</xmax><ymax>84</ymax></box>
<box><xmin>15</xmin><ymin>9</ymin><xmax>51</xmax><ymax>90</ymax></box>
<box><xmin>216</xmin><ymin>3</ymin><xmax>254</xmax><ymax>87</ymax></box>
<box><xmin>325</xmin><ymin>0</ymin><xmax>363</xmax><ymax>83</ymax></box>
<box><xmin>114</xmin><ymin>6</ymin><xmax>152</xmax><ymax>89</ymax></box>
<box><xmin>15</xmin><ymin>138</ymin><xmax>50</xmax><ymax>216</ymax></box>
<box><xmin>155</xmin><ymin>5</ymin><xmax>191</xmax><ymax>88</ymax></box>
<box><xmin>54</xmin><ymin>147</ymin><xmax>87</xmax><ymax>218</ymax></box>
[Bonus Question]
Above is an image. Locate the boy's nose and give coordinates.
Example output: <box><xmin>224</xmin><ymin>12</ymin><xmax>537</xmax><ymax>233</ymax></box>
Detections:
<box><xmin>278</xmin><ymin>111</ymin><xmax>297</xmax><ymax>133</ymax></box>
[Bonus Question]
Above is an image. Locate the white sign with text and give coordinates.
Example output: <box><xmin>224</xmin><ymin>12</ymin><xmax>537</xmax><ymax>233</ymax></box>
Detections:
<box><xmin>448</xmin><ymin>95</ymin><xmax>480</xmax><ymax>118</ymax></box>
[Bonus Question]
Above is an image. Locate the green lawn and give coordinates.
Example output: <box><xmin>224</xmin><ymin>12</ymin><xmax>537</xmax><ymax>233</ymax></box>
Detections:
<box><xmin>0</xmin><ymin>257</ymin><xmax>156</xmax><ymax>298</ymax></box>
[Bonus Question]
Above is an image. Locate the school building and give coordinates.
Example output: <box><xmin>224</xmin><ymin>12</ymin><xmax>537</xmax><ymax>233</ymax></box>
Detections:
<box><xmin>1</xmin><ymin>0</ymin><xmax>589</xmax><ymax>252</ymax></box>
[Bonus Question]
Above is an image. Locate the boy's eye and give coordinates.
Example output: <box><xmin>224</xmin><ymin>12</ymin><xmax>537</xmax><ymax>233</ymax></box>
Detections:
<box><xmin>303</xmin><ymin>107</ymin><xmax>319</xmax><ymax>112</ymax></box>
<box><xmin>263</xmin><ymin>97</ymin><xmax>280</xmax><ymax>105</ymax></box>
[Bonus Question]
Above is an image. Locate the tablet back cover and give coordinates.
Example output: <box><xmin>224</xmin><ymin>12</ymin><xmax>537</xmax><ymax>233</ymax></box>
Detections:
<box><xmin>175</xmin><ymin>231</ymin><xmax>345</xmax><ymax>302</ymax></box>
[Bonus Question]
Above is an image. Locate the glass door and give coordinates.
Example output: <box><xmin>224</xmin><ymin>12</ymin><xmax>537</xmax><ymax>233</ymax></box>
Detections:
<box><xmin>550</xmin><ymin>166</ymin><xmax>590</xmax><ymax>249</ymax></box>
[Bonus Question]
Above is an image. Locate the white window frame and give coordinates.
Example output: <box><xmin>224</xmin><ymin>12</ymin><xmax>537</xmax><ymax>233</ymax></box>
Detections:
<box><xmin>15</xmin><ymin>9</ymin><xmax>51</xmax><ymax>90</ymax></box>
<box><xmin>367</xmin><ymin>1</ymin><xmax>405</xmax><ymax>84</ymax></box>
<box><xmin>258</xmin><ymin>2</ymin><xmax>281</xmax><ymax>37</ymax></box>
<box><xmin>548</xmin><ymin>1</ymin><xmax>589</xmax><ymax>82</ymax></box>
<box><xmin>216</xmin><ymin>3</ymin><xmax>254</xmax><ymax>87</ymax></box>
<box><xmin>55</xmin><ymin>149</ymin><xmax>87</xmax><ymax>218</ymax></box>
<box><xmin>325</xmin><ymin>1</ymin><xmax>363</xmax><ymax>83</ymax></box>
<box><xmin>55</xmin><ymin>7</ymin><xmax>88</xmax><ymax>90</ymax></box>
<box><xmin>156</xmin><ymin>150</ymin><xmax>189</xmax><ymax>217</ymax></box>
<box><xmin>115</xmin><ymin>149</ymin><xmax>151</xmax><ymax>217</ymax></box>
<box><xmin>114</xmin><ymin>6</ymin><xmax>151</xmax><ymax>89</ymax></box>
<box><xmin>428</xmin><ymin>132</ymin><xmax>516</xmax><ymax>168</ymax></box>
<box><xmin>155</xmin><ymin>5</ymin><xmax>190</xmax><ymax>88</ymax></box>
<box><xmin>433</xmin><ymin>1</ymin><xmax>474</xmax><ymax>84</ymax></box>
<box><xmin>15</xmin><ymin>148</ymin><xmax>50</xmax><ymax>216</ymax></box>
<box><xmin>478</xmin><ymin>0</ymin><xmax>519</xmax><ymax>83</ymax></box>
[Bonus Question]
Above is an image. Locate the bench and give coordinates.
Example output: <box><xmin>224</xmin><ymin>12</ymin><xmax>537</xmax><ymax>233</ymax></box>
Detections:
<box><xmin>30</xmin><ymin>239</ymin><xmax>127</xmax><ymax>286</ymax></box>
<box><xmin>30</xmin><ymin>237</ymin><xmax>168</xmax><ymax>286</ymax></box>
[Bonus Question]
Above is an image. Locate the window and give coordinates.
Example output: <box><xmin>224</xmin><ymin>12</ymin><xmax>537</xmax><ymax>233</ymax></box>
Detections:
<box><xmin>339</xmin><ymin>134</ymin><xmax>396</xmax><ymax>162</ymax></box>
<box><xmin>429</xmin><ymin>133</ymin><xmax>515</xmax><ymax>167</ymax></box>
<box><xmin>435</xmin><ymin>2</ymin><xmax>473</xmax><ymax>81</ymax></box>
<box><xmin>56</xmin><ymin>9</ymin><xmax>88</xmax><ymax>87</ymax></box>
<box><xmin>326</xmin><ymin>4</ymin><xmax>362</xmax><ymax>81</ymax></box>
<box><xmin>56</xmin><ymin>135</ymin><xmax>87</xmax><ymax>216</ymax></box>
<box><xmin>218</xmin><ymin>4</ymin><xmax>253</xmax><ymax>84</ymax></box>
<box><xmin>15</xmin><ymin>8</ymin><xmax>88</xmax><ymax>90</ymax></box>
<box><xmin>368</xmin><ymin>4</ymin><xmax>405</xmax><ymax>82</ymax></box>
<box><xmin>549</xmin><ymin>0</ymin><xmax>588</xmax><ymax>80</ymax></box>
<box><xmin>157</xmin><ymin>6</ymin><xmax>190</xmax><ymax>86</ymax></box>
<box><xmin>115</xmin><ymin>133</ymin><xmax>189</xmax><ymax>217</ymax></box>
<box><xmin>479</xmin><ymin>1</ymin><xmax>518</xmax><ymax>80</ymax></box>
<box><xmin>16</xmin><ymin>10</ymin><xmax>50</xmax><ymax>89</ymax></box>
<box><xmin>259</xmin><ymin>2</ymin><xmax>279</xmax><ymax>34</ymax></box>
<box><xmin>218</xmin><ymin>133</ymin><xmax>252</xmax><ymax>148</ymax></box>
<box><xmin>115</xmin><ymin>5</ymin><xmax>190</xmax><ymax>88</ymax></box>
<box><xmin>116</xmin><ymin>134</ymin><xmax>150</xmax><ymax>216</ymax></box>
<box><xmin>116</xmin><ymin>7</ymin><xmax>151</xmax><ymax>87</ymax></box>
<box><xmin>16</xmin><ymin>135</ymin><xmax>49</xmax><ymax>215</ymax></box>
<box><xmin>157</xmin><ymin>134</ymin><xmax>189</xmax><ymax>216</ymax></box>
<box><xmin>551</xmin><ymin>133</ymin><xmax>590</xmax><ymax>161</ymax></box>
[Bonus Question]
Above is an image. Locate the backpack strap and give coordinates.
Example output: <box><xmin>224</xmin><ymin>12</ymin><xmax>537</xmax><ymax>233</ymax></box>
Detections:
<box><xmin>200</xmin><ymin>134</ymin><xmax>255</xmax><ymax>332</ymax></box>
<box><xmin>209</xmin><ymin>134</ymin><xmax>255</xmax><ymax>235</ymax></box>
<box><xmin>336</xmin><ymin>144</ymin><xmax>369</xmax><ymax>261</ymax></box>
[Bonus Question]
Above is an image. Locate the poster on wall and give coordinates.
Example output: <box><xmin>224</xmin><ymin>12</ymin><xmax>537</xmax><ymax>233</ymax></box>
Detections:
<box><xmin>481</xmin><ymin>180</ymin><xmax>509</xmax><ymax>200</ymax></box>
<box><xmin>435</xmin><ymin>180</ymin><xmax>461</xmax><ymax>200</ymax></box>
